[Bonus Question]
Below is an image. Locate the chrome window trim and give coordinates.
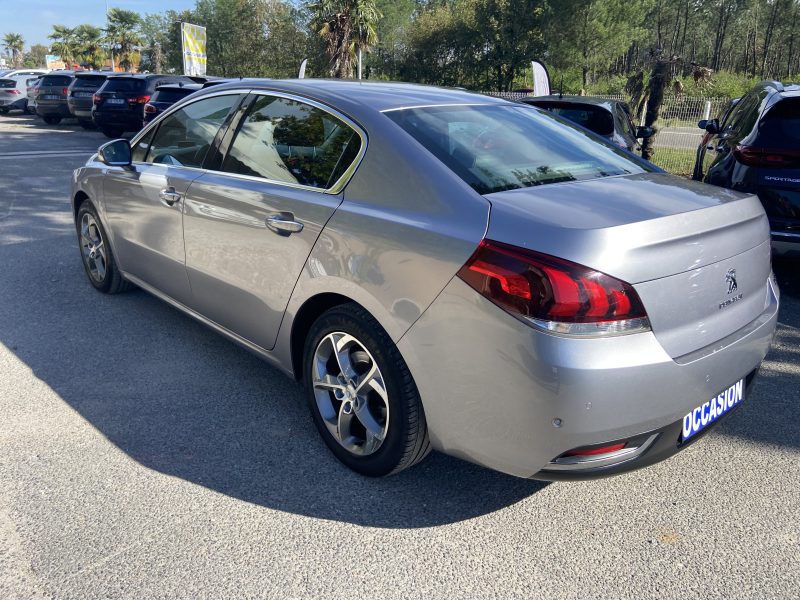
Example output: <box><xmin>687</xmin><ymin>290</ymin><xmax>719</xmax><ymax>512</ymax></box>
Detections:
<box><xmin>128</xmin><ymin>88</ymin><xmax>368</xmax><ymax>196</ymax></box>
<box><xmin>380</xmin><ymin>102</ymin><xmax>494</xmax><ymax>113</ymax></box>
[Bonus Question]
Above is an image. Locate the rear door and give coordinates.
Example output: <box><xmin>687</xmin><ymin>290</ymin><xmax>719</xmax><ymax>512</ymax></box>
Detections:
<box><xmin>103</xmin><ymin>93</ymin><xmax>245</xmax><ymax>304</ymax></box>
<box><xmin>181</xmin><ymin>92</ymin><xmax>364</xmax><ymax>349</ymax></box>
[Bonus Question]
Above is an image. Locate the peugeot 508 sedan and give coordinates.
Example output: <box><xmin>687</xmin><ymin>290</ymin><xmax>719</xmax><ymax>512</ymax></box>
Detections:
<box><xmin>71</xmin><ymin>80</ymin><xmax>778</xmax><ymax>480</ymax></box>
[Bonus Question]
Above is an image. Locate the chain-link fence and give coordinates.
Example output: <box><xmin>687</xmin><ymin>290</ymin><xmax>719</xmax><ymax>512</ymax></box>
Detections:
<box><xmin>485</xmin><ymin>91</ymin><xmax>732</xmax><ymax>177</ymax></box>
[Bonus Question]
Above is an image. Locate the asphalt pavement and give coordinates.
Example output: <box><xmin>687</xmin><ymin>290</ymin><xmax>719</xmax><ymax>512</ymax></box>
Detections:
<box><xmin>1</xmin><ymin>113</ymin><xmax>798</xmax><ymax>599</ymax></box>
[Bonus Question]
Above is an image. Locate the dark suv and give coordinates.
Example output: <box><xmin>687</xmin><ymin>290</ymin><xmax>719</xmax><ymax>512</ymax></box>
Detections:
<box><xmin>67</xmin><ymin>72</ymin><xmax>109</xmax><ymax>129</ymax></box>
<box><xmin>143</xmin><ymin>82</ymin><xmax>203</xmax><ymax>126</ymax></box>
<box><xmin>92</xmin><ymin>73</ymin><xmax>195</xmax><ymax>137</ymax></box>
<box><xmin>35</xmin><ymin>71</ymin><xmax>77</xmax><ymax>125</ymax></box>
<box><xmin>694</xmin><ymin>81</ymin><xmax>800</xmax><ymax>254</ymax></box>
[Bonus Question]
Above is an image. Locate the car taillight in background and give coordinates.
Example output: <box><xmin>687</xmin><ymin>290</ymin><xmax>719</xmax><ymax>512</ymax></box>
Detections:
<box><xmin>93</xmin><ymin>94</ymin><xmax>101</xmax><ymax>105</ymax></box>
<box><xmin>62</xmin><ymin>87</ymin><xmax>68</xmax><ymax>95</ymax></box>
<box><xmin>458</xmin><ymin>240</ymin><xmax>650</xmax><ymax>336</ymax></box>
<box><xmin>733</xmin><ymin>145</ymin><xmax>800</xmax><ymax>168</ymax></box>
<box><xmin>129</xmin><ymin>95</ymin><xmax>151</xmax><ymax>105</ymax></box>
<box><xmin>143</xmin><ymin>103</ymin><xmax>157</xmax><ymax>114</ymax></box>
<box><xmin>5</xmin><ymin>89</ymin><xmax>21</xmax><ymax>95</ymax></box>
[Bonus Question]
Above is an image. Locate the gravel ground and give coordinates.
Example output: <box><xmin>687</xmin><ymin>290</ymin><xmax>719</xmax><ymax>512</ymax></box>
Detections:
<box><xmin>1</xmin><ymin>113</ymin><xmax>798</xmax><ymax>600</ymax></box>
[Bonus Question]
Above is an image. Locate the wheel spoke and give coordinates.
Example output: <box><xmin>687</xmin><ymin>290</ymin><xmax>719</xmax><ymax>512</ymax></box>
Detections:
<box><xmin>353</xmin><ymin>401</ymin><xmax>385</xmax><ymax>453</ymax></box>
<box><xmin>329</xmin><ymin>333</ymin><xmax>357</xmax><ymax>380</ymax></box>
<box><xmin>313</xmin><ymin>373</ymin><xmax>347</xmax><ymax>392</ymax></box>
<box><xmin>337</xmin><ymin>398</ymin><xmax>355</xmax><ymax>446</ymax></box>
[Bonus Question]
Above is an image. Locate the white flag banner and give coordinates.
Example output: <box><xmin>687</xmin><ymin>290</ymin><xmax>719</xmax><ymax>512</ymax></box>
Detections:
<box><xmin>181</xmin><ymin>23</ymin><xmax>207</xmax><ymax>77</ymax></box>
<box><xmin>531</xmin><ymin>60</ymin><xmax>551</xmax><ymax>96</ymax></box>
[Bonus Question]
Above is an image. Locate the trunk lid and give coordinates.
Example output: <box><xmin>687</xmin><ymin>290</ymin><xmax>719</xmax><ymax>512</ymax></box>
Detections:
<box><xmin>485</xmin><ymin>172</ymin><xmax>773</xmax><ymax>358</ymax></box>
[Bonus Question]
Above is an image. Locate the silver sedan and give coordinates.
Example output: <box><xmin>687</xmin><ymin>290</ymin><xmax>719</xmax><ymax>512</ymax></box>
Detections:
<box><xmin>71</xmin><ymin>80</ymin><xmax>779</xmax><ymax>479</ymax></box>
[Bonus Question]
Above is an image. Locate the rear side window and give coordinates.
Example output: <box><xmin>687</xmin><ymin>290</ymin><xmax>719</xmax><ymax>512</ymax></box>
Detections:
<box><xmin>102</xmin><ymin>78</ymin><xmax>145</xmax><ymax>93</ymax></box>
<box><xmin>145</xmin><ymin>94</ymin><xmax>240</xmax><ymax>168</ymax></box>
<box><xmin>221</xmin><ymin>95</ymin><xmax>362</xmax><ymax>190</ymax></box>
<box><xmin>388</xmin><ymin>104</ymin><xmax>650</xmax><ymax>195</ymax></box>
<box><xmin>0</xmin><ymin>79</ymin><xmax>15</xmax><ymax>89</ymax></box>
<box><xmin>41</xmin><ymin>75</ymin><xmax>72</xmax><ymax>87</ymax></box>
<box><xmin>152</xmin><ymin>89</ymin><xmax>193</xmax><ymax>104</ymax></box>
<box><xmin>758</xmin><ymin>98</ymin><xmax>800</xmax><ymax>148</ymax></box>
<box><xmin>529</xmin><ymin>103</ymin><xmax>614</xmax><ymax>136</ymax></box>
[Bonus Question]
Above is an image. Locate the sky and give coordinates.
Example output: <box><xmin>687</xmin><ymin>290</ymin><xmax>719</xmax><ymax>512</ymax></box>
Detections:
<box><xmin>0</xmin><ymin>0</ymin><xmax>198</xmax><ymax>49</ymax></box>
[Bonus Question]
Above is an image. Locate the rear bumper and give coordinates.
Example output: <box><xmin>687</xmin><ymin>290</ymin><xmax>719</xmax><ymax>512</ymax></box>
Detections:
<box><xmin>92</xmin><ymin>108</ymin><xmax>141</xmax><ymax>131</ymax></box>
<box><xmin>398</xmin><ymin>276</ymin><xmax>779</xmax><ymax>479</ymax></box>
<box><xmin>67</xmin><ymin>100</ymin><xmax>93</xmax><ymax>118</ymax></box>
<box><xmin>0</xmin><ymin>97</ymin><xmax>26</xmax><ymax>109</ymax></box>
<box><xmin>36</xmin><ymin>102</ymin><xmax>70</xmax><ymax>117</ymax></box>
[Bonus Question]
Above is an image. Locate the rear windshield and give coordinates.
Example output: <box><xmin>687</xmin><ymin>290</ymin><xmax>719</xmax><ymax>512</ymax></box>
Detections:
<box><xmin>0</xmin><ymin>79</ymin><xmax>16</xmax><ymax>89</ymax></box>
<box><xmin>758</xmin><ymin>98</ymin><xmax>800</xmax><ymax>147</ymax></box>
<box><xmin>528</xmin><ymin>102</ymin><xmax>615</xmax><ymax>136</ymax></box>
<box><xmin>387</xmin><ymin>104</ymin><xmax>650</xmax><ymax>195</ymax></box>
<box><xmin>73</xmin><ymin>75</ymin><xmax>107</xmax><ymax>89</ymax></box>
<box><xmin>102</xmin><ymin>77</ymin><xmax>145</xmax><ymax>92</ymax></box>
<box><xmin>41</xmin><ymin>75</ymin><xmax>73</xmax><ymax>87</ymax></box>
<box><xmin>152</xmin><ymin>88</ymin><xmax>194</xmax><ymax>103</ymax></box>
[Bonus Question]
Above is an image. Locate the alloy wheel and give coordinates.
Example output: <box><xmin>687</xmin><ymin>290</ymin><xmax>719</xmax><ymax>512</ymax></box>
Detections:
<box><xmin>311</xmin><ymin>332</ymin><xmax>390</xmax><ymax>456</ymax></box>
<box><xmin>79</xmin><ymin>212</ymin><xmax>107</xmax><ymax>283</ymax></box>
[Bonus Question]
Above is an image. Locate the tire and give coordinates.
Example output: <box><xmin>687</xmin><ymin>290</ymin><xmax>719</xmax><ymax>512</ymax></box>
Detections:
<box><xmin>79</xmin><ymin>119</ymin><xmax>95</xmax><ymax>130</ymax></box>
<box><xmin>303</xmin><ymin>303</ymin><xmax>430</xmax><ymax>476</ymax></box>
<box><xmin>43</xmin><ymin>115</ymin><xmax>61</xmax><ymax>125</ymax></box>
<box><xmin>0</xmin><ymin>107</ymin><xmax>9</xmax><ymax>115</ymax></box>
<box><xmin>101</xmin><ymin>127</ymin><xmax>124</xmax><ymax>139</ymax></box>
<box><xmin>75</xmin><ymin>202</ymin><xmax>132</xmax><ymax>294</ymax></box>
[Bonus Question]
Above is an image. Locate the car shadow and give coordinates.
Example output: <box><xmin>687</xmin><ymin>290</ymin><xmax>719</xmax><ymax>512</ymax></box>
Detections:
<box><xmin>0</xmin><ymin>230</ymin><xmax>546</xmax><ymax>529</ymax></box>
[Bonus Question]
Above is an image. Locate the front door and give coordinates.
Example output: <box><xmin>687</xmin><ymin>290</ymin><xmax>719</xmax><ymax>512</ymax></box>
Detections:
<box><xmin>182</xmin><ymin>93</ymin><xmax>364</xmax><ymax>350</ymax></box>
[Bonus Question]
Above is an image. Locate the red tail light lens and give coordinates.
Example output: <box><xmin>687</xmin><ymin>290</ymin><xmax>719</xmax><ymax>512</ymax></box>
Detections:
<box><xmin>129</xmin><ymin>95</ymin><xmax>151</xmax><ymax>104</ymax></box>
<box><xmin>143</xmin><ymin>103</ymin><xmax>157</xmax><ymax>114</ymax></box>
<box><xmin>458</xmin><ymin>240</ymin><xmax>650</xmax><ymax>336</ymax></box>
<box><xmin>93</xmin><ymin>94</ymin><xmax>101</xmax><ymax>105</ymax></box>
<box><xmin>733</xmin><ymin>145</ymin><xmax>800</xmax><ymax>168</ymax></box>
<box><xmin>62</xmin><ymin>87</ymin><xmax>68</xmax><ymax>95</ymax></box>
<box><xmin>564</xmin><ymin>443</ymin><xmax>626</xmax><ymax>457</ymax></box>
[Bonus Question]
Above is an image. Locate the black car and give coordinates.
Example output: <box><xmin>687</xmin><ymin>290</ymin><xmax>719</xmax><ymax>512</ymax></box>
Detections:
<box><xmin>519</xmin><ymin>95</ymin><xmax>653</xmax><ymax>151</ymax></box>
<box><xmin>67</xmin><ymin>72</ymin><xmax>110</xmax><ymax>129</ymax></box>
<box><xmin>35</xmin><ymin>71</ymin><xmax>77</xmax><ymax>125</ymax></box>
<box><xmin>92</xmin><ymin>73</ymin><xmax>195</xmax><ymax>137</ymax></box>
<box><xmin>143</xmin><ymin>82</ymin><xmax>203</xmax><ymax>126</ymax></box>
<box><xmin>693</xmin><ymin>81</ymin><xmax>800</xmax><ymax>254</ymax></box>
<box><xmin>692</xmin><ymin>97</ymin><xmax>739</xmax><ymax>181</ymax></box>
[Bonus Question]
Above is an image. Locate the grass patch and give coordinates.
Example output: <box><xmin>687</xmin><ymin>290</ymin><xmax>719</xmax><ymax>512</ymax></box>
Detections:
<box><xmin>647</xmin><ymin>146</ymin><xmax>697</xmax><ymax>178</ymax></box>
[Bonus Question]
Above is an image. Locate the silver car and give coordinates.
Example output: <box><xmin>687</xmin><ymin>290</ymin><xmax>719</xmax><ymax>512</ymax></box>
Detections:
<box><xmin>71</xmin><ymin>81</ymin><xmax>779</xmax><ymax>479</ymax></box>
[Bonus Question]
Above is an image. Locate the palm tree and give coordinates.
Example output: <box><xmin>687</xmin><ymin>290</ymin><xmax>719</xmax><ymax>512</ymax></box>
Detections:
<box><xmin>3</xmin><ymin>32</ymin><xmax>25</xmax><ymax>68</ymax></box>
<box><xmin>75</xmin><ymin>24</ymin><xmax>105</xmax><ymax>69</ymax></box>
<box><xmin>308</xmin><ymin>0</ymin><xmax>381</xmax><ymax>78</ymax></box>
<box><xmin>48</xmin><ymin>25</ymin><xmax>78</xmax><ymax>68</ymax></box>
<box><xmin>105</xmin><ymin>8</ymin><xmax>142</xmax><ymax>71</ymax></box>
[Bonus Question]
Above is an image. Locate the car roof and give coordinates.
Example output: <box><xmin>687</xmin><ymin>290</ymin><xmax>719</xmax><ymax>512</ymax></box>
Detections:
<box><xmin>74</xmin><ymin>71</ymin><xmax>109</xmax><ymax>78</ymax></box>
<box><xmin>520</xmin><ymin>95</ymin><xmax>618</xmax><ymax>109</ymax></box>
<box><xmin>107</xmin><ymin>73</ymin><xmax>186</xmax><ymax>80</ymax></box>
<box><xmin>155</xmin><ymin>82</ymin><xmax>203</xmax><ymax>92</ymax></box>
<box><xmin>194</xmin><ymin>79</ymin><xmax>510</xmax><ymax>113</ymax></box>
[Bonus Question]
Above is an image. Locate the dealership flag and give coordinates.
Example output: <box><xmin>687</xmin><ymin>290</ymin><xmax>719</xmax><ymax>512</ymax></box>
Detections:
<box><xmin>531</xmin><ymin>60</ymin><xmax>551</xmax><ymax>96</ymax></box>
<box><xmin>181</xmin><ymin>23</ymin><xmax>207</xmax><ymax>76</ymax></box>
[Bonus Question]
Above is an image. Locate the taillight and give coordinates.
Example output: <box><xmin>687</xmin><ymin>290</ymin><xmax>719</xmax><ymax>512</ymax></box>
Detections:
<box><xmin>733</xmin><ymin>145</ymin><xmax>800</xmax><ymax>168</ymax></box>
<box><xmin>93</xmin><ymin>94</ymin><xmax>101</xmax><ymax>105</ymax></box>
<box><xmin>457</xmin><ymin>240</ymin><xmax>650</xmax><ymax>336</ymax></box>
<box><xmin>564</xmin><ymin>443</ymin><xmax>626</xmax><ymax>457</ymax></box>
<box><xmin>129</xmin><ymin>95</ymin><xmax>151</xmax><ymax>104</ymax></box>
<box><xmin>143</xmin><ymin>103</ymin><xmax>157</xmax><ymax>114</ymax></box>
<box><xmin>62</xmin><ymin>87</ymin><xmax>68</xmax><ymax>95</ymax></box>
<box><xmin>8</xmin><ymin>89</ymin><xmax>21</xmax><ymax>95</ymax></box>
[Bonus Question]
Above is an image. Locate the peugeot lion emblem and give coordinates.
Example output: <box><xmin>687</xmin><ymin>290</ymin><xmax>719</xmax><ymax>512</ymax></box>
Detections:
<box><xmin>725</xmin><ymin>268</ymin><xmax>738</xmax><ymax>295</ymax></box>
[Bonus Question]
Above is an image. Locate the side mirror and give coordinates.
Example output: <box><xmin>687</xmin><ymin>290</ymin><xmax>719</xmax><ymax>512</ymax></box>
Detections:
<box><xmin>703</xmin><ymin>119</ymin><xmax>719</xmax><ymax>134</ymax></box>
<box><xmin>698</xmin><ymin>119</ymin><xmax>708</xmax><ymax>130</ymax></box>
<box><xmin>636</xmin><ymin>126</ymin><xmax>654</xmax><ymax>139</ymax></box>
<box><xmin>98</xmin><ymin>139</ymin><xmax>131</xmax><ymax>167</ymax></box>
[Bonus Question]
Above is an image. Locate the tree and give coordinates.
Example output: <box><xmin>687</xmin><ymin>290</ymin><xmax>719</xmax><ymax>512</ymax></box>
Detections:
<box><xmin>2</xmin><ymin>32</ymin><xmax>25</xmax><ymax>68</ymax></box>
<box><xmin>105</xmin><ymin>8</ymin><xmax>142</xmax><ymax>71</ymax></box>
<box><xmin>75</xmin><ymin>24</ymin><xmax>105</xmax><ymax>69</ymax></box>
<box><xmin>48</xmin><ymin>25</ymin><xmax>78</xmax><ymax>67</ymax></box>
<box><xmin>307</xmin><ymin>0</ymin><xmax>382</xmax><ymax>78</ymax></box>
<box><xmin>23</xmin><ymin>44</ymin><xmax>48</xmax><ymax>68</ymax></box>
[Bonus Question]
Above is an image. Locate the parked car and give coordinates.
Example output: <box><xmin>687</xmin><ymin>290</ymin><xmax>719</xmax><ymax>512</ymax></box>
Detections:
<box><xmin>71</xmin><ymin>80</ymin><xmax>777</xmax><ymax>480</ymax></box>
<box><xmin>67</xmin><ymin>71</ymin><xmax>110</xmax><ymax>129</ymax></box>
<box><xmin>143</xmin><ymin>82</ymin><xmax>203</xmax><ymax>126</ymax></box>
<box><xmin>692</xmin><ymin>80</ymin><xmax>800</xmax><ymax>254</ymax></box>
<box><xmin>692</xmin><ymin>97</ymin><xmax>739</xmax><ymax>180</ymax></box>
<box><xmin>0</xmin><ymin>76</ymin><xmax>30</xmax><ymax>113</ymax></box>
<box><xmin>519</xmin><ymin>95</ymin><xmax>653</xmax><ymax>151</ymax></box>
<box><xmin>26</xmin><ymin>76</ymin><xmax>41</xmax><ymax>114</ymax></box>
<box><xmin>0</xmin><ymin>68</ymin><xmax>48</xmax><ymax>79</ymax></box>
<box><xmin>35</xmin><ymin>71</ymin><xmax>76</xmax><ymax>125</ymax></box>
<box><xmin>92</xmin><ymin>73</ymin><xmax>195</xmax><ymax>138</ymax></box>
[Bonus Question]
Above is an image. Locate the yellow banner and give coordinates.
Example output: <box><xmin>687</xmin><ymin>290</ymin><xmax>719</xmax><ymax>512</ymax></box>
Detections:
<box><xmin>181</xmin><ymin>23</ymin><xmax>207</xmax><ymax>76</ymax></box>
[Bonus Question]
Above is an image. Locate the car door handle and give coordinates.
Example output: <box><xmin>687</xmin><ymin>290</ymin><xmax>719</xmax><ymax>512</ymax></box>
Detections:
<box><xmin>266</xmin><ymin>213</ymin><xmax>304</xmax><ymax>235</ymax></box>
<box><xmin>159</xmin><ymin>188</ymin><xmax>182</xmax><ymax>206</ymax></box>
